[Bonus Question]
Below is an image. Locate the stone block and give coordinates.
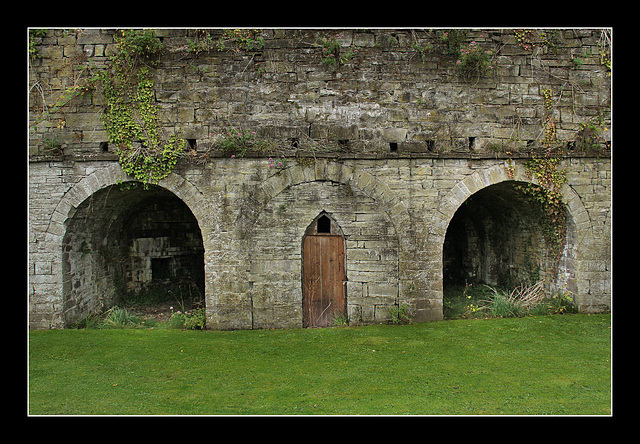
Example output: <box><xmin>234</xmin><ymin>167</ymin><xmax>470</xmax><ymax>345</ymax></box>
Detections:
<box><xmin>382</xmin><ymin>127</ymin><xmax>407</xmax><ymax>142</ymax></box>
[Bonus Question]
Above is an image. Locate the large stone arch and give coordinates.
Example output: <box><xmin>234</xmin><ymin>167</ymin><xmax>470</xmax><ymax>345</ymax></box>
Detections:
<box><xmin>237</xmin><ymin>159</ymin><xmax>410</xmax><ymax>235</ymax></box>
<box><xmin>430</xmin><ymin>161</ymin><xmax>596</xmax><ymax>312</ymax></box>
<box><xmin>430</xmin><ymin>162</ymin><xmax>592</xmax><ymax>243</ymax></box>
<box><xmin>206</xmin><ymin>159</ymin><xmax>436</xmax><ymax>328</ymax></box>
<box><xmin>46</xmin><ymin>164</ymin><xmax>207</xmax><ymax>240</ymax></box>
<box><xmin>44</xmin><ymin>163</ymin><xmax>208</xmax><ymax>327</ymax></box>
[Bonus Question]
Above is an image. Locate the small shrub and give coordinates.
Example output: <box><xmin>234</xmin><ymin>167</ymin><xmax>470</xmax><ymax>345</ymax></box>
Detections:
<box><xmin>166</xmin><ymin>312</ymin><xmax>187</xmax><ymax>329</ymax></box>
<box><xmin>100</xmin><ymin>306</ymin><xmax>141</xmax><ymax>328</ymax></box>
<box><xmin>332</xmin><ymin>311</ymin><xmax>349</xmax><ymax>327</ymax></box>
<box><xmin>484</xmin><ymin>281</ymin><xmax>547</xmax><ymax>318</ymax></box>
<box><xmin>168</xmin><ymin>307</ymin><xmax>206</xmax><ymax>330</ymax></box>
<box><xmin>444</xmin><ymin>283</ymin><xmax>495</xmax><ymax>319</ymax></box>
<box><xmin>388</xmin><ymin>304</ymin><xmax>411</xmax><ymax>324</ymax></box>
<box><xmin>547</xmin><ymin>291</ymin><xmax>579</xmax><ymax>314</ymax></box>
<box><xmin>184</xmin><ymin>308</ymin><xmax>207</xmax><ymax>330</ymax></box>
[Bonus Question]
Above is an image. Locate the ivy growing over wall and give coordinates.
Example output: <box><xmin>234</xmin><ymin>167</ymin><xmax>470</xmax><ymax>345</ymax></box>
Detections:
<box><xmin>94</xmin><ymin>29</ymin><xmax>185</xmax><ymax>186</ymax></box>
<box><xmin>519</xmin><ymin>155</ymin><xmax>568</xmax><ymax>263</ymax></box>
<box><xmin>31</xmin><ymin>29</ymin><xmax>186</xmax><ymax>186</ymax></box>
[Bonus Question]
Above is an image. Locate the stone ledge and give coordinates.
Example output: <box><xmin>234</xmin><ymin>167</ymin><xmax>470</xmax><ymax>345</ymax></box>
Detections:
<box><xmin>28</xmin><ymin>150</ymin><xmax>612</xmax><ymax>164</ymax></box>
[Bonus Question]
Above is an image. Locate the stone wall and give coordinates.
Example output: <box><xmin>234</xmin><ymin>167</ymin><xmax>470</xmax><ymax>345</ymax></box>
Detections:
<box><xmin>29</xmin><ymin>28</ymin><xmax>611</xmax><ymax>157</ymax></box>
<box><xmin>28</xmin><ymin>28</ymin><xmax>612</xmax><ymax>329</ymax></box>
<box><xmin>29</xmin><ymin>154</ymin><xmax>611</xmax><ymax>329</ymax></box>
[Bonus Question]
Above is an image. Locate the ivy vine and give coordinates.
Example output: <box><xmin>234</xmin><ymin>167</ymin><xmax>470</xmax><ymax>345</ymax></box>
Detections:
<box><xmin>94</xmin><ymin>29</ymin><xmax>185</xmax><ymax>186</ymax></box>
<box><xmin>519</xmin><ymin>155</ymin><xmax>568</xmax><ymax>262</ymax></box>
<box><xmin>32</xmin><ymin>29</ymin><xmax>185</xmax><ymax>185</ymax></box>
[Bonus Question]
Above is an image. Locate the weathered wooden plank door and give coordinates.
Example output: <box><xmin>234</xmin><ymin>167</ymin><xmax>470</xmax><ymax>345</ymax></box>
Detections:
<box><xmin>303</xmin><ymin>235</ymin><xmax>345</xmax><ymax>328</ymax></box>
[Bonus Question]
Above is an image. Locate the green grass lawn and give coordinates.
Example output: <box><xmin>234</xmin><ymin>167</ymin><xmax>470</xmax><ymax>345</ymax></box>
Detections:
<box><xmin>28</xmin><ymin>314</ymin><xmax>611</xmax><ymax>415</ymax></box>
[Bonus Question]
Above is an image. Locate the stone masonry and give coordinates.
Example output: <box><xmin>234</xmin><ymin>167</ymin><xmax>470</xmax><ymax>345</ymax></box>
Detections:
<box><xmin>28</xmin><ymin>28</ymin><xmax>612</xmax><ymax>329</ymax></box>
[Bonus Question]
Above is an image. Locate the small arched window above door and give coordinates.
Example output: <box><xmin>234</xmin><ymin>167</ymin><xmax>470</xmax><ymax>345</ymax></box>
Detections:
<box><xmin>317</xmin><ymin>214</ymin><xmax>331</xmax><ymax>233</ymax></box>
<box><xmin>305</xmin><ymin>211</ymin><xmax>342</xmax><ymax>237</ymax></box>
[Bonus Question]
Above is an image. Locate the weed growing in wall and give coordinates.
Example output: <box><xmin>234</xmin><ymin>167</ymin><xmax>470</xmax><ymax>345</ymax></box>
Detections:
<box><xmin>514</xmin><ymin>29</ymin><xmax>556</xmax><ymax>52</ymax></box>
<box><xmin>572</xmin><ymin>114</ymin><xmax>610</xmax><ymax>153</ymax></box>
<box><xmin>433</xmin><ymin>30</ymin><xmax>496</xmax><ymax>81</ymax></box>
<box><xmin>598</xmin><ymin>30</ymin><xmax>612</xmax><ymax>75</ymax></box>
<box><xmin>456</xmin><ymin>39</ymin><xmax>495</xmax><ymax>81</ymax></box>
<box><xmin>28</xmin><ymin>29</ymin><xmax>48</xmax><ymax>60</ymax></box>
<box><xmin>268</xmin><ymin>155</ymin><xmax>288</xmax><ymax>169</ymax></box>
<box><xmin>438</xmin><ymin>30</ymin><xmax>469</xmax><ymax>55</ymax></box>
<box><xmin>388</xmin><ymin>304</ymin><xmax>412</xmax><ymax>324</ymax></box>
<box><xmin>215</xmin><ymin>127</ymin><xmax>274</xmax><ymax>158</ymax></box>
<box><xmin>318</xmin><ymin>32</ymin><xmax>359</xmax><ymax>68</ymax></box>
<box><xmin>210</xmin><ymin>125</ymin><xmax>296</xmax><ymax>171</ymax></box>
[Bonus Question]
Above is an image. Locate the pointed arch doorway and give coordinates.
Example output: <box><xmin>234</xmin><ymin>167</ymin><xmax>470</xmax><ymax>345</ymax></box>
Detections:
<box><xmin>302</xmin><ymin>212</ymin><xmax>346</xmax><ymax>328</ymax></box>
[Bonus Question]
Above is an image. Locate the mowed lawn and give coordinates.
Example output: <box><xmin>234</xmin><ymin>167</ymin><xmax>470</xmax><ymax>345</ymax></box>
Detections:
<box><xmin>28</xmin><ymin>314</ymin><xmax>611</xmax><ymax>415</ymax></box>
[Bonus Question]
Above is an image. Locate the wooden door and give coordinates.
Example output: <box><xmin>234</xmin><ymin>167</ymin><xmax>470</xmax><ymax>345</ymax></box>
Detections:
<box><xmin>303</xmin><ymin>235</ymin><xmax>345</xmax><ymax>328</ymax></box>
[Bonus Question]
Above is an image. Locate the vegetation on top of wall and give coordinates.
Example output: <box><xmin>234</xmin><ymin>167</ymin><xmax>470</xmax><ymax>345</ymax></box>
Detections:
<box><xmin>185</xmin><ymin>28</ymin><xmax>264</xmax><ymax>55</ymax></box>
<box><xmin>29</xmin><ymin>28</ymin><xmax>610</xmax><ymax>161</ymax></box>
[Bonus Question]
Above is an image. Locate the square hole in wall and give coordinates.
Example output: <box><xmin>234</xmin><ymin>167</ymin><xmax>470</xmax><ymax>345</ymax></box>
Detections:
<box><xmin>426</xmin><ymin>140</ymin><xmax>435</xmax><ymax>152</ymax></box>
<box><xmin>151</xmin><ymin>257</ymin><xmax>172</xmax><ymax>281</ymax></box>
<box><xmin>389</xmin><ymin>142</ymin><xmax>398</xmax><ymax>152</ymax></box>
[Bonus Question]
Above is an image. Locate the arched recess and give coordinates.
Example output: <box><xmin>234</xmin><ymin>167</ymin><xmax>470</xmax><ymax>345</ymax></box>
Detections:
<box><xmin>443</xmin><ymin>181</ymin><xmax>562</xmax><ymax>287</ymax></box>
<box><xmin>47</xmin><ymin>164</ymin><xmax>207</xmax><ymax>327</ymax></box>
<box><xmin>212</xmin><ymin>160</ymin><xmax>428</xmax><ymax>330</ymax></box>
<box><xmin>47</xmin><ymin>164</ymin><xmax>208</xmax><ymax>237</ymax></box>
<box><xmin>431</xmin><ymin>162</ymin><xmax>594</xmax><ymax>313</ymax></box>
